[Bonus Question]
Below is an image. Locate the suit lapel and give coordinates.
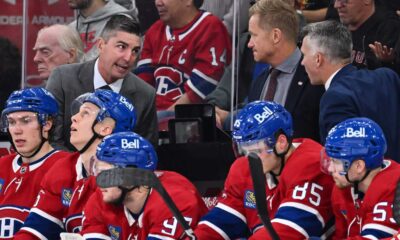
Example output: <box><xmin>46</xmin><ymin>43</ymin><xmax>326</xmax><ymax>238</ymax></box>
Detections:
<box><xmin>78</xmin><ymin>60</ymin><xmax>96</xmax><ymax>92</ymax></box>
<box><xmin>284</xmin><ymin>64</ymin><xmax>308</xmax><ymax>112</ymax></box>
<box><xmin>120</xmin><ymin>73</ymin><xmax>137</xmax><ymax>96</ymax></box>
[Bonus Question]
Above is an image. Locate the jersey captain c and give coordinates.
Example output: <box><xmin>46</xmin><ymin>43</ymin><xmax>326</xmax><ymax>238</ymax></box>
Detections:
<box><xmin>0</xmin><ymin>150</ymin><xmax>70</xmax><ymax>239</ymax></box>
<box><xmin>135</xmin><ymin>11</ymin><xmax>231</xmax><ymax>110</ymax></box>
<box><xmin>332</xmin><ymin>160</ymin><xmax>400</xmax><ymax>240</ymax></box>
<box><xmin>195</xmin><ymin>138</ymin><xmax>335</xmax><ymax>240</ymax></box>
<box><xmin>81</xmin><ymin>171</ymin><xmax>208</xmax><ymax>240</ymax></box>
<box><xmin>13</xmin><ymin>152</ymin><xmax>97</xmax><ymax>239</ymax></box>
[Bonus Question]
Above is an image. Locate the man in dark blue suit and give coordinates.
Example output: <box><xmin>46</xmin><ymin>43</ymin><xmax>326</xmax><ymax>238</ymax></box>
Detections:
<box><xmin>301</xmin><ymin>20</ymin><xmax>400</xmax><ymax>162</ymax></box>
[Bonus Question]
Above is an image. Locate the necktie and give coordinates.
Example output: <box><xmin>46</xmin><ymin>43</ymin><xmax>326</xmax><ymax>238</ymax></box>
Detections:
<box><xmin>99</xmin><ymin>85</ymin><xmax>112</xmax><ymax>91</ymax></box>
<box><xmin>265</xmin><ymin>68</ymin><xmax>280</xmax><ymax>101</ymax></box>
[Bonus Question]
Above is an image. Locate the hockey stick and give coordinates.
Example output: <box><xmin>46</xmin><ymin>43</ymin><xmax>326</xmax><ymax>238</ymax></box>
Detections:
<box><xmin>96</xmin><ymin>168</ymin><xmax>197</xmax><ymax>239</ymax></box>
<box><xmin>247</xmin><ymin>153</ymin><xmax>280</xmax><ymax>240</ymax></box>
<box><xmin>393</xmin><ymin>178</ymin><xmax>400</xmax><ymax>226</ymax></box>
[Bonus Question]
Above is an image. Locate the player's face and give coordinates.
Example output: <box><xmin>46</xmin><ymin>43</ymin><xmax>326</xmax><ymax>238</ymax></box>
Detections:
<box><xmin>300</xmin><ymin>37</ymin><xmax>323</xmax><ymax>85</ymax></box>
<box><xmin>70</xmin><ymin>102</ymin><xmax>100</xmax><ymax>149</ymax></box>
<box><xmin>7</xmin><ymin>111</ymin><xmax>43</xmax><ymax>156</ymax></box>
<box><xmin>155</xmin><ymin>0</ymin><xmax>186</xmax><ymax>27</ymax></box>
<box><xmin>67</xmin><ymin>0</ymin><xmax>92</xmax><ymax>9</ymax></box>
<box><xmin>97</xmin><ymin>31</ymin><xmax>140</xmax><ymax>83</ymax></box>
<box><xmin>248</xmin><ymin>14</ymin><xmax>275</xmax><ymax>63</ymax></box>
<box><xmin>94</xmin><ymin>160</ymin><xmax>123</xmax><ymax>203</ymax></box>
<box><xmin>328</xmin><ymin>158</ymin><xmax>351</xmax><ymax>188</ymax></box>
<box><xmin>33</xmin><ymin>29</ymin><xmax>72</xmax><ymax>80</ymax></box>
<box><xmin>240</xmin><ymin>140</ymin><xmax>278</xmax><ymax>174</ymax></box>
<box><xmin>334</xmin><ymin>0</ymin><xmax>363</xmax><ymax>29</ymax></box>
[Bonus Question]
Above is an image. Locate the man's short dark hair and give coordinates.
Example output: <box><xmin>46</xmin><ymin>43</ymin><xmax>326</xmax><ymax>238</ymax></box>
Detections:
<box><xmin>101</xmin><ymin>14</ymin><xmax>141</xmax><ymax>41</ymax></box>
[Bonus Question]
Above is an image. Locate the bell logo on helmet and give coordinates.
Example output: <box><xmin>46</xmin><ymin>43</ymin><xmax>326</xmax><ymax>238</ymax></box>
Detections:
<box><xmin>121</xmin><ymin>138</ymin><xmax>140</xmax><ymax>149</ymax></box>
<box><xmin>344</xmin><ymin>127</ymin><xmax>366</xmax><ymax>138</ymax></box>
<box><xmin>254</xmin><ymin>106</ymin><xmax>273</xmax><ymax>124</ymax></box>
<box><xmin>234</xmin><ymin>119</ymin><xmax>241</xmax><ymax>128</ymax></box>
<box><xmin>119</xmin><ymin>96</ymin><xmax>134</xmax><ymax>111</ymax></box>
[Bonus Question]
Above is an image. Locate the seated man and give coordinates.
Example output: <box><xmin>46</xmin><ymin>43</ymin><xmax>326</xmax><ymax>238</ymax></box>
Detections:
<box><xmin>322</xmin><ymin>117</ymin><xmax>400</xmax><ymax>239</ymax></box>
<box><xmin>194</xmin><ymin>101</ymin><xmax>334</xmax><ymax>239</ymax></box>
<box><xmin>14</xmin><ymin>90</ymin><xmax>137</xmax><ymax>239</ymax></box>
<box><xmin>0</xmin><ymin>88</ymin><xmax>70</xmax><ymax>238</ymax></box>
<box><xmin>33</xmin><ymin>24</ymin><xmax>83</xmax><ymax>81</ymax></box>
<box><xmin>135</xmin><ymin>0</ymin><xmax>231</xmax><ymax>112</ymax></box>
<box><xmin>80</xmin><ymin>131</ymin><xmax>208</xmax><ymax>239</ymax></box>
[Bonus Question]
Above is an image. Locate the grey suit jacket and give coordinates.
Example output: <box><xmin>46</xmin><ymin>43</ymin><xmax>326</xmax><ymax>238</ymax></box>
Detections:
<box><xmin>46</xmin><ymin>60</ymin><xmax>158</xmax><ymax>150</ymax></box>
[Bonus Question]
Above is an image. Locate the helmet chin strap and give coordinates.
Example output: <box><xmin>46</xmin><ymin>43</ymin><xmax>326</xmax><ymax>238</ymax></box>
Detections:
<box><xmin>78</xmin><ymin>120</ymin><xmax>105</xmax><ymax>154</ymax></box>
<box><xmin>7</xmin><ymin>125</ymin><xmax>48</xmax><ymax>159</ymax></box>
<box><xmin>270</xmin><ymin>135</ymin><xmax>293</xmax><ymax>183</ymax></box>
<box><xmin>345</xmin><ymin>170</ymin><xmax>371</xmax><ymax>199</ymax></box>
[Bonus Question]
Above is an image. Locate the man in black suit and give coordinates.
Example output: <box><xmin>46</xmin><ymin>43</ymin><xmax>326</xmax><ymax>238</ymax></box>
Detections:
<box><xmin>301</xmin><ymin>20</ymin><xmax>400</xmax><ymax>162</ymax></box>
<box><xmin>245</xmin><ymin>0</ymin><xmax>324</xmax><ymax>142</ymax></box>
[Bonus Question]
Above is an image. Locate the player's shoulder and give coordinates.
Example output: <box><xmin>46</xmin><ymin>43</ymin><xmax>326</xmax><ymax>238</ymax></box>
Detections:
<box><xmin>0</xmin><ymin>153</ymin><xmax>18</xmax><ymax>165</ymax></box>
<box><xmin>42</xmin><ymin>152</ymin><xmax>79</xmax><ymax>185</ymax></box>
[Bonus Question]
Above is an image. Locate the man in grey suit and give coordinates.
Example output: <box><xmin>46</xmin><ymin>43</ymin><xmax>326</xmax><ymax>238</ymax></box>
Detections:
<box><xmin>46</xmin><ymin>15</ymin><xmax>158</xmax><ymax>150</ymax></box>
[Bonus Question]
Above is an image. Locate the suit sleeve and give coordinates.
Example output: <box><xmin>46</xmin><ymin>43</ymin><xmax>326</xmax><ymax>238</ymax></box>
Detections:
<box><xmin>14</xmin><ymin>167</ymin><xmax>69</xmax><ymax>240</ymax></box>
<box><xmin>45</xmin><ymin>67</ymin><xmax>66</xmax><ymax>148</ymax></box>
<box><xmin>183</xmin><ymin>20</ymin><xmax>232</xmax><ymax>103</ymax></box>
<box><xmin>319</xmin><ymin>90</ymin><xmax>358</xmax><ymax>143</ymax></box>
<box><xmin>194</xmin><ymin>160</ymin><xmax>250</xmax><ymax>240</ymax></box>
<box><xmin>81</xmin><ymin>193</ymin><xmax>111</xmax><ymax>240</ymax></box>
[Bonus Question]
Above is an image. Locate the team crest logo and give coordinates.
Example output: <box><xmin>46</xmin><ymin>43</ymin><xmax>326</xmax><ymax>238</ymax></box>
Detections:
<box><xmin>0</xmin><ymin>179</ymin><xmax>4</xmax><ymax>193</ymax></box>
<box><xmin>108</xmin><ymin>225</ymin><xmax>121</xmax><ymax>240</ymax></box>
<box><xmin>244</xmin><ymin>190</ymin><xmax>256</xmax><ymax>209</ymax></box>
<box><xmin>61</xmin><ymin>188</ymin><xmax>73</xmax><ymax>206</ymax></box>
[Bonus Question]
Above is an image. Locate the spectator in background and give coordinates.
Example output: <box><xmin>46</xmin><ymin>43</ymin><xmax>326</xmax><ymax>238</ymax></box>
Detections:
<box><xmin>334</xmin><ymin>0</ymin><xmax>400</xmax><ymax>71</ymax></box>
<box><xmin>135</xmin><ymin>0</ymin><xmax>231</xmax><ymax>116</ymax></box>
<box><xmin>46</xmin><ymin>15</ymin><xmax>157</xmax><ymax>150</ymax></box>
<box><xmin>0</xmin><ymin>37</ymin><xmax>21</xmax><ymax>113</ymax></box>
<box><xmin>300</xmin><ymin>20</ymin><xmax>400</xmax><ymax>162</ymax></box>
<box><xmin>33</xmin><ymin>24</ymin><xmax>84</xmax><ymax>81</ymax></box>
<box><xmin>68</xmin><ymin>0</ymin><xmax>137</xmax><ymax>61</ymax></box>
<box><xmin>201</xmin><ymin>0</ymin><xmax>251</xmax><ymax>35</ymax></box>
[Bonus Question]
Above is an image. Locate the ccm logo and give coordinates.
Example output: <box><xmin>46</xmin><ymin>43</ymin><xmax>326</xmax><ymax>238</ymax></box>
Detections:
<box><xmin>121</xmin><ymin>139</ymin><xmax>139</xmax><ymax>149</ymax></box>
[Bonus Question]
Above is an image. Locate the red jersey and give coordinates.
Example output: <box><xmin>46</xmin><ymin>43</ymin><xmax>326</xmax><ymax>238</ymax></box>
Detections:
<box><xmin>0</xmin><ymin>150</ymin><xmax>69</xmax><ymax>239</ymax></box>
<box><xmin>14</xmin><ymin>152</ymin><xmax>97</xmax><ymax>239</ymax></box>
<box><xmin>135</xmin><ymin>11</ymin><xmax>231</xmax><ymax>110</ymax></box>
<box><xmin>332</xmin><ymin>160</ymin><xmax>400</xmax><ymax>240</ymax></box>
<box><xmin>81</xmin><ymin>171</ymin><xmax>208</xmax><ymax>239</ymax></box>
<box><xmin>195</xmin><ymin>139</ymin><xmax>334</xmax><ymax>240</ymax></box>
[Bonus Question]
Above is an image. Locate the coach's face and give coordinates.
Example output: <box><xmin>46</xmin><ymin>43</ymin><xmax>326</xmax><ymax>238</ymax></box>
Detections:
<box><xmin>248</xmin><ymin>14</ymin><xmax>276</xmax><ymax>64</ymax></box>
<box><xmin>301</xmin><ymin>37</ymin><xmax>324</xmax><ymax>85</ymax></box>
<box><xmin>97</xmin><ymin>31</ymin><xmax>140</xmax><ymax>83</ymax></box>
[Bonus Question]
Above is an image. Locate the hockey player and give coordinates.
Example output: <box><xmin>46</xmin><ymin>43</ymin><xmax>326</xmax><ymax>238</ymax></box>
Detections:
<box><xmin>80</xmin><ymin>131</ymin><xmax>208</xmax><ymax>239</ymax></box>
<box><xmin>13</xmin><ymin>89</ymin><xmax>137</xmax><ymax>239</ymax></box>
<box><xmin>321</xmin><ymin>117</ymin><xmax>400</xmax><ymax>239</ymax></box>
<box><xmin>135</xmin><ymin>0</ymin><xmax>231</xmax><ymax>111</ymax></box>
<box><xmin>194</xmin><ymin>100</ymin><xmax>334</xmax><ymax>239</ymax></box>
<box><xmin>0</xmin><ymin>88</ymin><xmax>70</xmax><ymax>238</ymax></box>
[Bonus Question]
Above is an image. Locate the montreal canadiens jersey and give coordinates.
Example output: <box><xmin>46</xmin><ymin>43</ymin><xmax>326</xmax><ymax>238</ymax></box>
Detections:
<box><xmin>81</xmin><ymin>171</ymin><xmax>208</xmax><ymax>240</ymax></box>
<box><xmin>135</xmin><ymin>11</ymin><xmax>232</xmax><ymax>110</ymax></box>
<box><xmin>195</xmin><ymin>138</ymin><xmax>334</xmax><ymax>240</ymax></box>
<box><xmin>331</xmin><ymin>160</ymin><xmax>400</xmax><ymax>240</ymax></box>
<box><xmin>0</xmin><ymin>150</ymin><xmax>70</xmax><ymax>239</ymax></box>
<box><xmin>14</xmin><ymin>152</ymin><xmax>97</xmax><ymax>239</ymax></box>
